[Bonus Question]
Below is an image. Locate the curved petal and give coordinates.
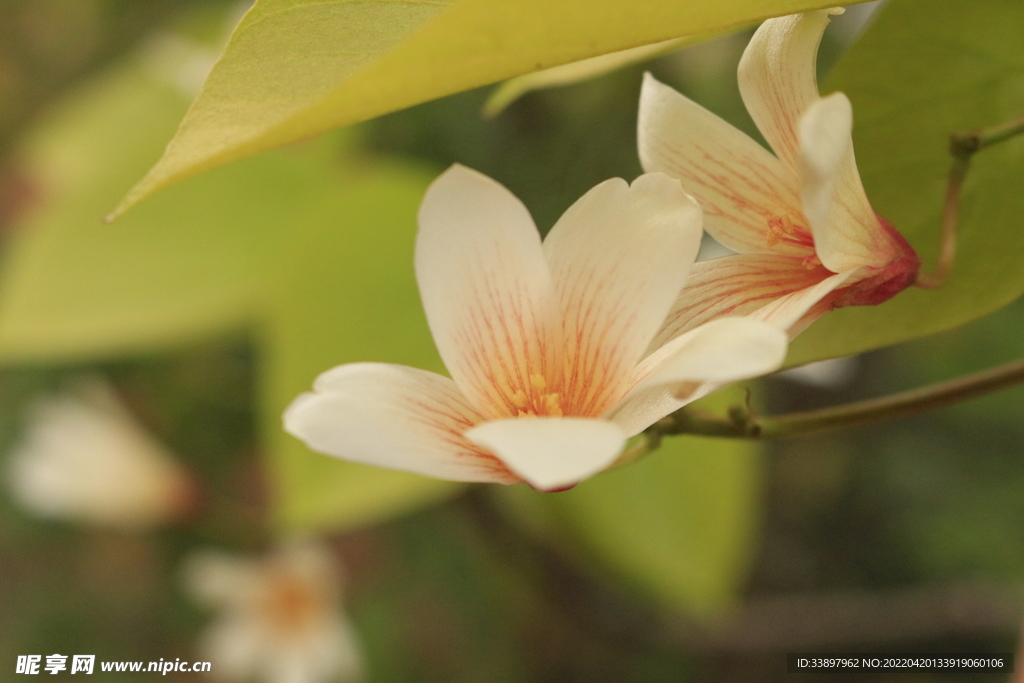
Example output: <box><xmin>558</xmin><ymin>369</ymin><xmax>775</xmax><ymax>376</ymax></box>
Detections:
<box><xmin>416</xmin><ymin>164</ymin><xmax>561</xmax><ymax>419</ymax></box>
<box><xmin>638</xmin><ymin>73</ymin><xmax>808</xmax><ymax>257</ymax></box>
<box><xmin>648</xmin><ymin>253</ymin><xmax>838</xmax><ymax>351</ymax></box>
<box><xmin>798</xmin><ymin>93</ymin><xmax>900</xmax><ymax>271</ymax></box>
<box><xmin>607</xmin><ymin>318</ymin><xmax>787</xmax><ymax>436</ymax></box>
<box><xmin>542</xmin><ymin>172</ymin><xmax>702</xmax><ymax>415</ymax></box>
<box><xmin>747</xmin><ymin>267</ymin><xmax>856</xmax><ymax>334</ymax></box>
<box><xmin>601</xmin><ymin>384</ymin><xmax>693</xmax><ymax>438</ymax></box>
<box><xmin>284</xmin><ymin>363</ymin><xmax>517</xmax><ymax>484</ymax></box>
<box><xmin>633</xmin><ymin>317</ymin><xmax>788</xmax><ymax>389</ymax></box>
<box><xmin>737</xmin><ymin>10</ymin><xmax>833</xmax><ymax>174</ymax></box>
<box><xmin>464</xmin><ymin>417</ymin><xmax>626</xmax><ymax>491</ymax></box>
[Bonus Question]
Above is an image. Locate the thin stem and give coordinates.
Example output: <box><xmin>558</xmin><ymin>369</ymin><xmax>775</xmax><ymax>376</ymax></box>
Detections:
<box><xmin>610</xmin><ymin>431</ymin><xmax>662</xmax><ymax>470</ymax></box>
<box><xmin>960</xmin><ymin>114</ymin><xmax>1024</xmax><ymax>150</ymax></box>
<box><xmin>652</xmin><ymin>357</ymin><xmax>1024</xmax><ymax>441</ymax></box>
<box><xmin>917</xmin><ymin>114</ymin><xmax>1024</xmax><ymax>288</ymax></box>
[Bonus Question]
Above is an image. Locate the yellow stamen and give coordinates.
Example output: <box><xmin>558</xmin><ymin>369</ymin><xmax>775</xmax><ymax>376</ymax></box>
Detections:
<box><xmin>511</xmin><ymin>390</ymin><xmax>528</xmax><ymax>409</ymax></box>
<box><xmin>507</xmin><ymin>374</ymin><xmax>564</xmax><ymax>417</ymax></box>
<box><xmin>801</xmin><ymin>253</ymin><xmax>822</xmax><ymax>269</ymax></box>
<box><xmin>765</xmin><ymin>215</ymin><xmax>793</xmax><ymax>248</ymax></box>
<box><xmin>543</xmin><ymin>393</ymin><xmax>563</xmax><ymax>417</ymax></box>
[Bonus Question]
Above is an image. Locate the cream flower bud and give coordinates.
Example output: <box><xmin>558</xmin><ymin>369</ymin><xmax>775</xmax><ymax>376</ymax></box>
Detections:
<box><xmin>6</xmin><ymin>377</ymin><xmax>196</xmax><ymax>528</ymax></box>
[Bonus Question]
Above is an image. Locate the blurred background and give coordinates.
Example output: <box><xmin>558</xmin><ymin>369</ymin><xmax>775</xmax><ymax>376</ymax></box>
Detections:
<box><xmin>0</xmin><ymin>1</ymin><xmax>1022</xmax><ymax>681</ymax></box>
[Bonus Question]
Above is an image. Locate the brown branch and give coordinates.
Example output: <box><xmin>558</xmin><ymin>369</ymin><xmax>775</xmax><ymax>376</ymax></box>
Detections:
<box><xmin>917</xmin><ymin>114</ymin><xmax>1024</xmax><ymax>289</ymax></box>
<box><xmin>651</xmin><ymin>357</ymin><xmax>1024</xmax><ymax>441</ymax></box>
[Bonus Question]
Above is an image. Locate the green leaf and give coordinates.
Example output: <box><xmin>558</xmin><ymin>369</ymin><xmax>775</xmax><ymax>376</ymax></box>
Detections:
<box><xmin>788</xmin><ymin>0</ymin><xmax>1024</xmax><ymax>365</ymax></box>
<box><xmin>0</xmin><ymin>52</ymin><xmax>461</xmax><ymax>532</ymax></box>
<box><xmin>262</xmin><ymin>164</ymin><xmax>463</xmax><ymax>532</ymax></box>
<box><xmin>482</xmin><ymin>37</ymin><xmax>693</xmax><ymax>119</ymax></box>
<box><xmin>497</xmin><ymin>389</ymin><xmax>763</xmax><ymax>618</ymax></box>
<box><xmin>112</xmin><ymin>0</ymin><xmax>865</xmax><ymax>218</ymax></box>
<box><xmin>0</xmin><ymin>62</ymin><xmax>341</xmax><ymax>361</ymax></box>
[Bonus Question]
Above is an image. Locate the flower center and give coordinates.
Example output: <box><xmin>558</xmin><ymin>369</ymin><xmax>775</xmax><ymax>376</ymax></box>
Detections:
<box><xmin>765</xmin><ymin>214</ymin><xmax>814</xmax><ymax>250</ymax></box>
<box><xmin>510</xmin><ymin>374</ymin><xmax>563</xmax><ymax>418</ymax></box>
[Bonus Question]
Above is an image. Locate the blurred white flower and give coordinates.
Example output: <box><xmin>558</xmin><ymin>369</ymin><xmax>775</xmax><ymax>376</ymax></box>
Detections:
<box><xmin>183</xmin><ymin>541</ymin><xmax>363</xmax><ymax>683</ymax></box>
<box><xmin>6</xmin><ymin>377</ymin><xmax>196</xmax><ymax>528</ymax></box>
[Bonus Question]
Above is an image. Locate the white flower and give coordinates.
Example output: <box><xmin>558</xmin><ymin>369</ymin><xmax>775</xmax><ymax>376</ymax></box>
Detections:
<box><xmin>639</xmin><ymin>10</ymin><xmax>920</xmax><ymax>346</ymax></box>
<box><xmin>6</xmin><ymin>377</ymin><xmax>195</xmax><ymax>528</ymax></box>
<box><xmin>284</xmin><ymin>164</ymin><xmax>788</xmax><ymax>491</ymax></box>
<box><xmin>183</xmin><ymin>541</ymin><xmax>363</xmax><ymax>683</ymax></box>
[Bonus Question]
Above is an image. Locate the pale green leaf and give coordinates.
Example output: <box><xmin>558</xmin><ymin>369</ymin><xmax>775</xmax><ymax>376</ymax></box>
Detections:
<box><xmin>0</xmin><ymin>62</ymin><xmax>351</xmax><ymax>362</ymax></box>
<box><xmin>112</xmin><ymin>0</ymin><xmax>867</xmax><ymax>218</ymax></box>
<box><xmin>482</xmin><ymin>38</ymin><xmax>693</xmax><ymax>119</ymax></box>
<box><xmin>497</xmin><ymin>389</ymin><xmax>763</xmax><ymax>618</ymax></box>
<box><xmin>788</xmin><ymin>0</ymin><xmax>1024</xmax><ymax>365</ymax></box>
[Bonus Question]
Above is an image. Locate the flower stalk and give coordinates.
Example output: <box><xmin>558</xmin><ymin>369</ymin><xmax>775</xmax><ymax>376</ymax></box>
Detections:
<box><xmin>649</xmin><ymin>357</ymin><xmax>1024</xmax><ymax>441</ymax></box>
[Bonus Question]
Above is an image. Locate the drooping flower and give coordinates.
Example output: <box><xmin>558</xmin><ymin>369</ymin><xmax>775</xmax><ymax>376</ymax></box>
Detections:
<box><xmin>638</xmin><ymin>9</ymin><xmax>920</xmax><ymax>348</ymax></box>
<box><xmin>183</xmin><ymin>541</ymin><xmax>363</xmax><ymax>683</ymax></box>
<box><xmin>6</xmin><ymin>377</ymin><xmax>197</xmax><ymax>529</ymax></box>
<box><xmin>284</xmin><ymin>164</ymin><xmax>788</xmax><ymax>491</ymax></box>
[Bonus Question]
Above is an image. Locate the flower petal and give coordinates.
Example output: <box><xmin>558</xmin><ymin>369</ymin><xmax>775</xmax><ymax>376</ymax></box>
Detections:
<box><xmin>202</xmin><ymin>615</ymin><xmax>264</xmax><ymax>681</ymax></box>
<box><xmin>748</xmin><ymin>267</ymin><xmax>856</xmax><ymax>335</ymax></box>
<box><xmin>464</xmin><ymin>417</ymin><xmax>626</xmax><ymax>491</ymax></box>
<box><xmin>798</xmin><ymin>93</ymin><xmax>899</xmax><ymax>271</ymax></box>
<box><xmin>638</xmin><ymin>73</ymin><xmax>808</xmax><ymax>257</ymax></box>
<box><xmin>283</xmin><ymin>363</ymin><xmax>517</xmax><ymax>484</ymax></box>
<box><xmin>648</xmin><ymin>253</ymin><xmax>840</xmax><ymax>351</ymax></box>
<box><xmin>542</xmin><ymin>172</ymin><xmax>702</xmax><ymax>415</ymax></box>
<box><xmin>608</xmin><ymin>317</ymin><xmax>787</xmax><ymax>436</ymax></box>
<box><xmin>737</xmin><ymin>10</ymin><xmax>832</xmax><ymax>174</ymax></box>
<box><xmin>634</xmin><ymin>317</ymin><xmax>788</xmax><ymax>388</ymax></box>
<box><xmin>416</xmin><ymin>164</ymin><xmax>561</xmax><ymax>419</ymax></box>
<box><xmin>182</xmin><ymin>550</ymin><xmax>260</xmax><ymax>608</ymax></box>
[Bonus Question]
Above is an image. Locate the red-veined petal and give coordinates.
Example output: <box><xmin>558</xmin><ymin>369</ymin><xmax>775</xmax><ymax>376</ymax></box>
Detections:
<box><xmin>283</xmin><ymin>363</ymin><xmax>517</xmax><ymax>484</ymax></box>
<box><xmin>464</xmin><ymin>417</ymin><xmax>626</xmax><ymax>491</ymax></box>
<box><xmin>542</xmin><ymin>172</ymin><xmax>702</xmax><ymax>415</ymax></box>
<box><xmin>639</xmin><ymin>73</ymin><xmax>809</xmax><ymax>257</ymax></box>
<box><xmin>416</xmin><ymin>165</ymin><xmax>561</xmax><ymax>419</ymax></box>
<box><xmin>747</xmin><ymin>267</ymin><xmax>856</xmax><ymax>334</ymax></box>
<box><xmin>648</xmin><ymin>253</ymin><xmax>838</xmax><ymax>351</ymax></box>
